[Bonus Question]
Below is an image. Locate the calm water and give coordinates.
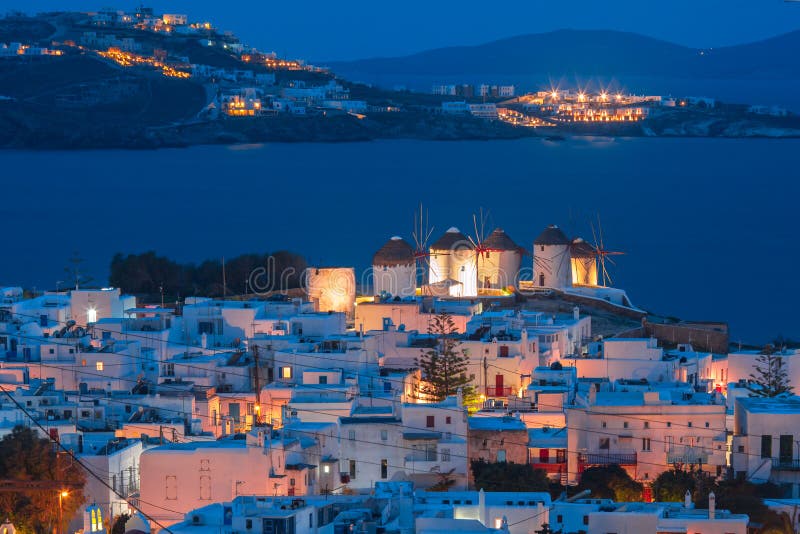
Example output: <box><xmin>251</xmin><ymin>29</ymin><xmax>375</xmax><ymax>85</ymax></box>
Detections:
<box><xmin>1</xmin><ymin>136</ymin><xmax>798</xmax><ymax>343</ymax></box>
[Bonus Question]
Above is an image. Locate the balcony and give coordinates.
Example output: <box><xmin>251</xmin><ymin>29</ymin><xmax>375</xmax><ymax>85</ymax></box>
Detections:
<box><xmin>485</xmin><ymin>386</ymin><xmax>514</xmax><ymax>398</ymax></box>
<box><xmin>579</xmin><ymin>450</ymin><xmax>637</xmax><ymax>466</ymax></box>
<box><xmin>667</xmin><ymin>447</ymin><xmax>709</xmax><ymax>465</ymax></box>
<box><xmin>772</xmin><ymin>458</ymin><xmax>800</xmax><ymax>471</ymax></box>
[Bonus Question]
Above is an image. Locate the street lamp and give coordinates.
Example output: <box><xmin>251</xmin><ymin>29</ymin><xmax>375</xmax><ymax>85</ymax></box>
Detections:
<box><xmin>58</xmin><ymin>490</ymin><xmax>69</xmax><ymax>534</ymax></box>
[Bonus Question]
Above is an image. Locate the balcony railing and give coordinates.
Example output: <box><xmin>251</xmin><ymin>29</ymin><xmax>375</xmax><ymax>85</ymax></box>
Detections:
<box><xmin>667</xmin><ymin>447</ymin><xmax>709</xmax><ymax>465</ymax></box>
<box><xmin>485</xmin><ymin>386</ymin><xmax>514</xmax><ymax>398</ymax></box>
<box><xmin>580</xmin><ymin>450</ymin><xmax>637</xmax><ymax>466</ymax></box>
<box><xmin>772</xmin><ymin>458</ymin><xmax>800</xmax><ymax>471</ymax></box>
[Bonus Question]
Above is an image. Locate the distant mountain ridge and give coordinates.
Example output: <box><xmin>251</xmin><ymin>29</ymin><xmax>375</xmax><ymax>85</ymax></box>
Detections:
<box><xmin>326</xmin><ymin>29</ymin><xmax>800</xmax><ymax>80</ymax></box>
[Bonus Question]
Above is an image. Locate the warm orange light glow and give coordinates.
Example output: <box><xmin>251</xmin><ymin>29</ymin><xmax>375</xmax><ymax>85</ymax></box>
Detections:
<box><xmin>60</xmin><ymin>491</ymin><xmax>69</xmax><ymax>498</ymax></box>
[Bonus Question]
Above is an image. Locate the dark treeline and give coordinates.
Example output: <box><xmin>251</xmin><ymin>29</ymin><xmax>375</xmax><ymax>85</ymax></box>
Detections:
<box><xmin>109</xmin><ymin>251</ymin><xmax>307</xmax><ymax>298</ymax></box>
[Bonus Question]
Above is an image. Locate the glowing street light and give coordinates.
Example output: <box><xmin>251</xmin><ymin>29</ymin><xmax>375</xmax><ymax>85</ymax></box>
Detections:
<box><xmin>58</xmin><ymin>490</ymin><xmax>70</xmax><ymax>534</ymax></box>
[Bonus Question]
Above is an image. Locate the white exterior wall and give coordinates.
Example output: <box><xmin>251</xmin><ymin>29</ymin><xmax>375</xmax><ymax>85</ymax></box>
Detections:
<box><xmin>305</xmin><ymin>268</ymin><xmax>355</xmax><ymax>318</ymax></box>
<box><xmin>451</xmin><ymin>249</ymin><xmax>477</xmax><ymax>297</ymax></box>
<box><xmin>428</xmin><ymin>250</ymin><xmax>450</xmax><ymax>285</ymax></box>
<box><xmin>81</xmin><ymin>440</ymin><xmax>143</xmax><ymax>521</ymax></box>
<box><xmin>566</xmin><ymin>402</ymin><xmax>727</xmax><ymax>485</ymax></box>
<box><xmin>477</xmin><ymin>250</ymin><xmax>521</xmax><ymax>290</ymax></box>
<box><xmin>373</xmin><ymin>262</ymin><xmax>416</xmax><ymax>298</ymax></box>
<box><xmin>533</xmin><ymin>244</ymin><xmax>571</xmax><ymax>289</ymax></box>
<box><xmin>70</xmin><ymin>289</ymin><xmax>128</xmax><ymax>325</ymax></box>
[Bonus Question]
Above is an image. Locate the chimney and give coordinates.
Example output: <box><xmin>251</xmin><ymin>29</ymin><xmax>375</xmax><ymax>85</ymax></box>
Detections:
<box><xmin>708</xmin><ymin>491</ymin><xmax>715</xmax><ymax>520</ymax></box>
<box><xmin>684</xmin><ymin>490</ymin><xmax>692</xmax><ymax>509</ymax></box>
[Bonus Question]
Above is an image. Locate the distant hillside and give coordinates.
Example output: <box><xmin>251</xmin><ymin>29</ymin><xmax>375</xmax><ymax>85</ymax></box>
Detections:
<box><xmin>326</xmin><ymin>29</ymin><xmax>800</xmax><ymax>81</ymax></box>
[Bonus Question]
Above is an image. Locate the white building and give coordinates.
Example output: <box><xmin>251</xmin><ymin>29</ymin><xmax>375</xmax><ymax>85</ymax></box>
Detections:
<box><xmin>372</xmin><ymin>236</ymin><xmax>417</xmax><ymax>298</ymax></box>
<box><xmin>566</xmin><ymin>385</ymin><xmax>727</xmax><ymax>485</ymax></box>
<box><xmin>731</xmin><ymin>396</ymin><xmax>800</xmax><ymax>487</ymax></box>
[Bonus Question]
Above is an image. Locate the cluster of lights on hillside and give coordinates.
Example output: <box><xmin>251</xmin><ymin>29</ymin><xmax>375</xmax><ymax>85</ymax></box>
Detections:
<box><xmin>97</xmin><ymin>48</ymin><xmax>191</xmax><ymax>79</ymax></box>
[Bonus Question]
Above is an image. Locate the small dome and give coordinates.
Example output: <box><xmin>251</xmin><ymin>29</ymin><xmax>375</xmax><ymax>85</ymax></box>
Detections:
<box><xmin>431</xmin><ymin>228</ymin><xmax>473</xmax><ymax>251</ymax></box>
<box><xmin>373</xmin><ymin>237</ymin><xmax>415</xmax><ymax>267</ymax></box>
<box><xmin>125</xmin><ymin>512</ymin><xmax>151</xmax><ymax>534</ymax></box>
<box><xmin>534</xmin><ymin>225</ymin><xmax>571</xmax><ymax>246</ymax></box>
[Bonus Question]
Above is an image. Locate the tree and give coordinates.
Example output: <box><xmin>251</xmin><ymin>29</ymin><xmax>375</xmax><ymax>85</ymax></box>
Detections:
<box><xmin>577</xmin><ymin>465</ymin><xmax>642</xmax><ymax>502</ymax></box>
<box><xmin>471</xmin><ymin>460</ymin><xmax>551</xmax><ymax>492</ymax></box>
<box><xmin>0</xmin><ymin>426</ymin><xmax>86</xmax><ymax>533</ymax></box>
<box><xmin>416</xmin><ymin>312</ymin><xmax>476</xmax><ymax>403</ymax></box>
<box><xmin>748</xmin><ymin>344</ymin><xmax>794</xmax><ymax>397</ymax></box>
<box><xmin>651</xmin><ymin>465</ymin><xmax>715</xmax><ymax>504</ymax></box>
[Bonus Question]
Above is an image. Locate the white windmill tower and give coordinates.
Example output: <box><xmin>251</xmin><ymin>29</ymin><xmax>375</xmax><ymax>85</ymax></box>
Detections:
<box><xmin>372</xmin><ymin>236</ymin><xmax>416</xmax><ymax>298</ymax></box>
<box><xmin>533</xmin><ymin>224</ymin><xmax>572</xmax><ymax>289</ymax></box>
<box><xmin>429</xmin><ymin>227</ymin><xmax>475</xmax><ymax>297</ymax></box>
<box><xmin>476</xmin><ymin>228</ymin><xmax>524</xmax><ymax>291</ymax></box>
<box><xmin>570</xmin><ymin>237</ymin><xmax>598</xmax><ymax>286</ymax></box>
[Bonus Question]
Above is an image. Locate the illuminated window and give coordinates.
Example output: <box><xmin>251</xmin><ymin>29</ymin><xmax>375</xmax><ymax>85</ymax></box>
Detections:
<box><xmin>281</xmin><ymin>367</ymin><xmax>292</xmax><ymax>379</ymax></box>
<box><xmin>323</xmin><ymin>464</ymin><xmax>330</xmax><ymax>474</ymax></box>
<box><xmin>96</xmin><ymin>361</ymin><xmax>104</xmax><ymax>371</ymax></box>
<box><xmin>87</xmin><ymin>308</ymin><xmax>97</xmax><ymax>323</ymax></box>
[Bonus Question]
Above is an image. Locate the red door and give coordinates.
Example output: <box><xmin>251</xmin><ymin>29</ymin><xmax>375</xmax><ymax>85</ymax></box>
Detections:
<box><xmin>539</xmin><ymin>449</ymin><xmax>550</xmax><ymax>463</ymax></box>
<box><xmin>495</xmin><ymin>374</ymin><xmax>504</xmax><ymax>396</ymax></box>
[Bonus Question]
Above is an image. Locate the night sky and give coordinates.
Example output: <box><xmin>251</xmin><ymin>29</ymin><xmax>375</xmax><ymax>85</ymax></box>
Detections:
<box><xmin>11</xmin><ymin>0</ymin><xmax>800</xmax><ymax>61</ymax></box>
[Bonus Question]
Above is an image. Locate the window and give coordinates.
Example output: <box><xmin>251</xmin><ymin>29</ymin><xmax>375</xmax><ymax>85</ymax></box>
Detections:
<box><xmin>49</xmin><ymin>348</ymin><xmax>54</xmax><ymax>354</ymax></box>
<box><xmin>348</xmin><ymin>430</ymin><xmax>355</xmax><ymax>441</ymax></box>
<box><xmin>705</xmin><ymin>422</ymin><xmax>710</xmax><ymax>428</ymax></box>
<box><xmin>557</xmin><ymin>515</ymin><xmax>563</xmax><ymax>523</ymax></box>
<box><xmin>319</xmin><ymin>375</ymin><xmax>327</xmax><ymax>385</ymax></box>
<box><xmin>642</xmin><ymin>438</ymin><xmax>651</xmax><ymax>451</ymax></box>
<box><xmin>426</xmin><ymin>415</ymin><xmax>434</xmax><ymax>428</ymax></box>
<box><xmin>380</xmin><ymin>429</ymin><xmax>388</xmax><ymax>441</ymax></box>
<box><xmin>199</xmin><ymin>475</ymin><xmax>211</xmax><ymax>500</ymax></box>
<box><xmin>667</xmin><ymin>422</ymin><xmax>672</xmax><ymax>428</ymax></box>
<box><xmin>446</xmin><ymin>416</ymin><xmax>451</xmax><ymax>424</ymax></box>
<box><xmin>497</xmin><ymin>449</ymin><xmax>506</xmax><ymax>462</ymax></box>
<box><xmin>380</xmin><ymin>459</ymin><xmax>388</xmax><ymax>479</ymax></box>
<box><xmin>246</xmin><ymin>402</ymin><xmax>254</xmax><ymax>415</ymax></box>
<box><xmin>200</xmin><ymin>459</ymin><xmax>210</xmax><ymax>471</ymax></box>
<box><xmin>644</xmin><ymin>422</ymin><xmax>650</xmax><ymax>429</ymax></box>
<box><xmin>281</xmin><ymin>367</ymin><xmax>292</xmax><ymax>379</ymax></box>
<box><xmin>583</xmin><ymin>515</ymin><xmax>588</xmax><ymax>525</ymax></box>
<box><xmin>95</xmin><ymin>361</ymin><xmax>104</xmax><ymax>371</ymax></box>
<box><xmin>349</xmin><ymin>459</ymin><xmax>356</xmax><ymax>479</ymax></box>
<box><xmin>762</xmin><ymin>435</ymin><xmax>773</xmax><ymax>459</ymax></box>
<box><xmin>441</xmin><ymin>448</ymin><xmax>451</xmax><ymax>462</ymax></box>
<box><xmin>688</xmin><ymin>422</ymin><xmax>693</xmax><ymax>428</ymax></box>
<box><xmin>623</xmin><ymin>421</ymin><xmax>629</xmax><ymax>429</ymax></box>
<box><xmin>601</xmin><ymin>421</ymin><xmax>607</xmax><ymax>428</ymax></box>
<box><xmin>165</xmin><ymin>475</ymin><xmax>177</xmax><ymax>500</ymax></box>
<box><xmin>599</xmin><ymin>438</ymin><xmax>610</xmax><ymax>450</ymax></box>
<box><xmin>245</xmin><ymin>519</ymin><xmax>253</xmax><ymax>529</ymax></box>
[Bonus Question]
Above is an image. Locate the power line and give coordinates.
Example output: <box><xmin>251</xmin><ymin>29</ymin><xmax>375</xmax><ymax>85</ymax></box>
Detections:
<box><xmin>0</xmin><ymin>384</ymin><xmax>179</xmax><ymax>532</ymax></box>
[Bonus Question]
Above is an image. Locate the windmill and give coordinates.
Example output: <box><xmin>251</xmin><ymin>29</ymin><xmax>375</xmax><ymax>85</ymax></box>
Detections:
<box><xmin>590</xmin><ymin>215</ymin><xmax>625</xmax><ymax>287</ymax></box>
<box><xmin>532</xmin><ymin>225</ymin><xmax>572</xmax><ymax>289</ymax></box>
<box><xmin>466</xmin><ymin>208</ymin><xmax>491</xmax><ymax>291</ymax></box>
<box><xmin>411</xmin><ymin>202</ymin><xmax>435</xmax><ymax>287</ymax></box>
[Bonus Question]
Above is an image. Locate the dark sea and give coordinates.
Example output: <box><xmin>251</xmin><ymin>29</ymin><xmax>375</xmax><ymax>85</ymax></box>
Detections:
<box><xmin>1</xmin><ymin>135</ymin><xmax>798</xmax><ymax>344</ymax></box>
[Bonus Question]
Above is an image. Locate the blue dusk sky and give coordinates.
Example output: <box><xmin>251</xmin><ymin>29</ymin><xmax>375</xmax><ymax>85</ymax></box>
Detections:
<box><xmin>9</xmin><ymin>0</ymin><xmax>800</xmax><ymax>60</ymax></box>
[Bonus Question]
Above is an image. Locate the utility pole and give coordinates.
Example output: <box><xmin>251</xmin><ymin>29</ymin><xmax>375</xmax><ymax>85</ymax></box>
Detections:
<box><xmin>252</xmin><ymin>345</ymin><xmax>262</xmax><ymax>425</ymax></box>
<box><xmin>222</xmin><ymin>257</ymin><xmax>227</xmax><ymax>298</ymax></box>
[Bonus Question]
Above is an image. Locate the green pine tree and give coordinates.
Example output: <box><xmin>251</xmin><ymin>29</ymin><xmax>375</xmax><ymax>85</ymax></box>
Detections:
<box><xmin>416</xmin><ymin>312</ymin><xmax>476</xmax><ymax>403</ymax></box>
<box><xmin>748</xmin><ymin>344</ymin><xmax>794</xmax><ymax>398</ymax></box>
